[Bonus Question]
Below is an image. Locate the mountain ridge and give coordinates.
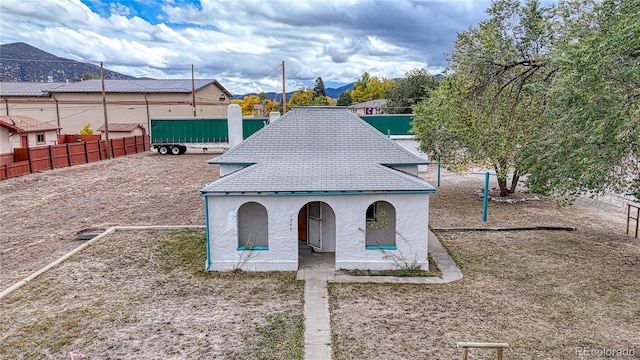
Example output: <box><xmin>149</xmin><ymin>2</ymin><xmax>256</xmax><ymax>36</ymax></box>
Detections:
<box><xmin>0</xmin><ymin>42</ymin><xmax>135</xmax><ymax>82</ymax></box>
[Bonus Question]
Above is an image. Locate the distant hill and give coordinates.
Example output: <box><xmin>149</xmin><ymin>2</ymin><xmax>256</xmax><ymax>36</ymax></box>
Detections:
<box><xmin>234</xmin><ymin>83</ymin><xmax>355</xmax><ymax>100</ymax></box>
<box><xmin>0</xmin><ymin>42</ymin><xmax>135</xmax><ymax>82</ymax></box>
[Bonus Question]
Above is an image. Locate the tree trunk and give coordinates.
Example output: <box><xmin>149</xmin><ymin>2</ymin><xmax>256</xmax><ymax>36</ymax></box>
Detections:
<box><xmin>498</xmin><ymin>177</ymin><xmax>509</xmax><ymax>197</ymax></box>
<box><xmin>509</xmin><ymin>172</ymin><xmax>520</xmax><ymax>193</ymax></box>
<box><xmin>495</xmin><ymin>162</ymin><xmax>510</xmax><ymax>197</ymax></box>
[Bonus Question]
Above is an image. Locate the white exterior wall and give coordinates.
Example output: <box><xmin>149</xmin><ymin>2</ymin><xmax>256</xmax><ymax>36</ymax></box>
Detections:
<box><xmin>204</xmin><ymin>193</ymin><xmax>430</xmax><ymax>271</ymax></box>
<box><xmin>100</xmin><ymin>127</ymin><xmax>145</xmax><ymax>140</ymax></box>
<box><xmin>0</xmin><ymin>127</ymin><xmax>12</xmax><ymax>154</ymax></box>
<box><xmin>10</xmin><ymin>130</ymin><xmax>58</xmax><ymax>148</ymax></box>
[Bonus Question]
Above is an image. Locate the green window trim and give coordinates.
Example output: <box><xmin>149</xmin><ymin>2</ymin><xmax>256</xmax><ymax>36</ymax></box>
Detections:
<box><xmin>237</xmin><ymin>245</ymin><xmax>269</xmax><ymax>251</ymax></box>
<box><xmin>365</xmin><ymin>245</ymin><xmax>397</xmax><ymax>250</ymax></box>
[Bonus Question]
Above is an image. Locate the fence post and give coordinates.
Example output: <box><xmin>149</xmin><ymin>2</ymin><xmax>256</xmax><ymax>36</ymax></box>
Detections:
<box><xmin>27</xmin><ymin>148</ymin><xmax>33</xmax><ymax>174</ymax></box>
<box><xmin>628</xmin><ymin>203</ymin><xmax>640</xmax><ymax>238</ymax></box>
<box><xmin>49</xmin><ymin>145</ymin><xmax>54</xmax><ymax>169</ymax></box>
<box><xmin>66</xmin><ymin>143</ymin><xmax>72</xmax><ymax>166</ymax></box>
<box><xmin>437</xmin><ymin>156</ymin><xmax>441</xmax><ymax>187</ymax></box>
<box><xmin>483</xmin><ymin>172</ymin><xmax>489</xmax><ymax>222</ymax></box>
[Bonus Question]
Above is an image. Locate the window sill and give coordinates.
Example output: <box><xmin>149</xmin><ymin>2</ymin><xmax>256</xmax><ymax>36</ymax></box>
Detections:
<box><xmin>365</xmin><ymin>245</ymin><xmax>397</xmax><ymax>250</ymax></box>
<box><xmin>237</xmin><ymin>246</ymin><xmax>268</xmax><ymax>251</ymax></box>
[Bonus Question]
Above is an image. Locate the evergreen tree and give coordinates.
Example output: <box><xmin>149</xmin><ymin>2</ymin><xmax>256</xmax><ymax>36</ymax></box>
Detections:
<box><xmin>313</xmin><ymin>77</ymin><xmax>326</xmax><ymax>98</ymax></box>
<box><xmin>337</xmin><ymin>91</ymin><xmax>352</xmax><ymax>106</ymax></box>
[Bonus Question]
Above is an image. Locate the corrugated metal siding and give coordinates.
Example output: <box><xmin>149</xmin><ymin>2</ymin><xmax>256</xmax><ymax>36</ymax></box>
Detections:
<box><xmin>243</xmin><ymin>118</ymin><xmax>268</xmax><ymax>139</ymax></box>
<box><xmin>150</xmin><ymin>117</ymin><xmax>268</xmax><ymax>144</ymax></box>
<box><xmin>151</xmin><ymin>118</ymin><xmax>229</xmax><ymax>143</ymax></box>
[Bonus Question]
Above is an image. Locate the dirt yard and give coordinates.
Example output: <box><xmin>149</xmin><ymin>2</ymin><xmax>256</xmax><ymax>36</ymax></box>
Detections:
<box><xmin>0</xmin><ymin>152</ymin><xmax>219</xmax><ymax>290</ymax></box>
<box><xmin>0</xmin><ymin>230</ymin><xmax>304</xmax><ymax>359</ymax></box>
<box><xmin>330</xmin><ymin>171</ymin><xmax>640</xmax><ymax>359</ymax></box>
<box><xmin>1</xmin><ymin>151</ymin><xmax>638</xmax><ymax>359</ymax></box>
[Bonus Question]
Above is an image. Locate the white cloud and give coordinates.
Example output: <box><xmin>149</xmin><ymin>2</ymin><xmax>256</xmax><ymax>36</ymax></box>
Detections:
<box><xmin>0</xmin><ymin>0</ymin><xmax>497</xmax><ymax>95</ymax></box>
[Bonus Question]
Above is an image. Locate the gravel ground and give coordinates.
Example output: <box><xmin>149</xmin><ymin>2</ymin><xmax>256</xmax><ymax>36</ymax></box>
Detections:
<box><xmin>330</xmin><ymin>171</ymin><xmax>640</xmax><ymax>359</ymax></box>
<box><xmin>0</xmin><ymin>152</ymin><xmax>219</xmax><ymax>290</ymax></box>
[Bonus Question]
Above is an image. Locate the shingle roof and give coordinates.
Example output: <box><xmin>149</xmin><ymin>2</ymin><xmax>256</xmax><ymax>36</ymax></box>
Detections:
<box><xmin>201</xmin><ymin>107</ymin><xmax>435</xmax><ymax>194</ymax></box>
<box><xmin>0</xmin><ymin>119</ymin><xmax>24</xmax><ymax>133</ymax></box>
<box><xmin>0</xmin><ymin>83</ymin><xmax>66</xmax><ymax>97</ymax></box>
<box><xmin>0</xmin><ymin>115</ymin><xmax>59</xmax><ymax>132</ymax></box>
<box><xmin>97</xmin><ymin>123</ymin><xmax>145</xmax><ymax>132</ymax></box>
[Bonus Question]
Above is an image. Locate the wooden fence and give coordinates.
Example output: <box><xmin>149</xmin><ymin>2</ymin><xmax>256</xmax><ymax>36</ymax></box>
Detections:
<box><xmin>0</xmin><ymin>135</ymin><xmax>150</xmax><ymax>180</ymax></box>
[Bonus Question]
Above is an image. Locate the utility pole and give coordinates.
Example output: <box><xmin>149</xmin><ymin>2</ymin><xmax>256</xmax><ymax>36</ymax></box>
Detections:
<box><xmin>191</xmin><ymin>64</ymin><xmax>197</xmax><ymax>117</ymax></box>
<box><xmin>100</xmin><ymin>62</ymin><xmax>111</xmax><ymax>159</ymax></box>
<box><xmin>282</xmin><ymin>61</ymin><xmax>286</xmax><ymax>113</ymax></box>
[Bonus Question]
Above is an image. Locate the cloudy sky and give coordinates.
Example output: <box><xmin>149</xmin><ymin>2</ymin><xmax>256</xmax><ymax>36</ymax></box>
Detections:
<box><xmin>0</xmin><ymin>0</ymin><xmax>493</xmax><ymax>95</ymax></box>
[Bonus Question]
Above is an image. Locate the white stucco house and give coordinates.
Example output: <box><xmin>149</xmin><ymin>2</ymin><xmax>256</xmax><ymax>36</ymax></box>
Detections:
<box><xmin>200</xmin><ymin>107</ymin><xmax>436</xmax><ymax>271</ymax></box>
<box><xmin>0</xmin><ymin>115</ymin><xmax>59</xmax><ymax>149</ymax></box>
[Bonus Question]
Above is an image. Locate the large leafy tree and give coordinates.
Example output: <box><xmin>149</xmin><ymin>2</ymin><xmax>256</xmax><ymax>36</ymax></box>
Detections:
<box><xmin>287</xmin><ymin>87</ymin><xmax>335</xmax><ymax>107</ymax></box>
<box><xmin>386</xmin><ymin>69</ymin><xmax>439</xmax><ymax>114</ymax></box>
<box><xmin>348</xmin><ymin>72</ymin><xmax>395</xmax><ymax>103</ymax></box>
<box><xmin>413</xmin><ymin>0</ymin><xmax>553</xmax><ymax>196</ymax></box>
<box><xmin>525</xmin><ymin>0</ymin><xmax>640</xmax><ymax>198</ymax></box>
<box><xmin>287</xmin><ymin>88</ymin><xmax>315</xmax><ymax>107</ymax></box>
<box><xmin>230</xmin><ymin>95</ymin><xmax>260</xmax><ymax>116</ymax></box>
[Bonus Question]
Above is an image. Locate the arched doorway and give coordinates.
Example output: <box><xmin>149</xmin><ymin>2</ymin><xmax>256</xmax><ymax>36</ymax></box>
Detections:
<box><xmin>297</xmin><ymin>201</ymin><xmax>335</xmax><ymax>269</ymax></box>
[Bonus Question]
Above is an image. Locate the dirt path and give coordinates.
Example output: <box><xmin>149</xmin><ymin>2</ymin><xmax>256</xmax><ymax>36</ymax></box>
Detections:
<box><xmin>0</xmin><ymin>152</ymin><xmax>219</xmax><ymax>289</ymax></box>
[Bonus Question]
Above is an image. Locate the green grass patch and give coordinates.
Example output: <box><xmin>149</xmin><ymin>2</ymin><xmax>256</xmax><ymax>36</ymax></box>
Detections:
<box><xmin>155</xmin><ymin>229</ymin><xmax>210</xmax><ymax>276</ymax></box>
<box><xmin>229</xmin><ymin>312</ymin><xmax>304</xmax><ymax>360</ymax></box>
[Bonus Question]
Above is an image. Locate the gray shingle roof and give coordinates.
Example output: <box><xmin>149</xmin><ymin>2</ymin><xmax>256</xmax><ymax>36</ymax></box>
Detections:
<box><xmin>202</xmin><ymin>107</ymin><xmax>435</xmax><ymax>194</ymax></box>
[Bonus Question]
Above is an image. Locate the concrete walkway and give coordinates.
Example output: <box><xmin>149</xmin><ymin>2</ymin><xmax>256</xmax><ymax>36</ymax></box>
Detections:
<box><xmin>296</xmin><ymin>231</ymin><xmax>462</xmax><ymax>359</ymax></box>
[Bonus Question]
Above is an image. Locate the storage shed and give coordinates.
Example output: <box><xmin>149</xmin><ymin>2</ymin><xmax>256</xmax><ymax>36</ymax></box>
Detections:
<box><xmin>97</xmin><ymin>123</ymin><xmax>146</xmax><ymax>139</ymax></box>
<box><xmin>201</xmin><ymin>107</ymin><xmax>436</xmax><ymax>271</ymax></box>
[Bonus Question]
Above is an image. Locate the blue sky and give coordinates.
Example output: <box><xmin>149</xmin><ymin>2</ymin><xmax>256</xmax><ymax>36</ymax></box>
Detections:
<box><xmin>0</xmin><ymin>0</ymin><xmax>495</xmax><ymax>94</ymax></box>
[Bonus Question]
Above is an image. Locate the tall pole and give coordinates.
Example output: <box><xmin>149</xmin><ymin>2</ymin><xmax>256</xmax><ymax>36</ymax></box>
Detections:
<box><xmin>483</xmin><ymin>171</ymin><xmax>489</xmax><ymax>222</ymax></box>
<box><xmin>191</xmin><ymin>64</ymin><xmax>196</xmax><ymax>117</ymax></box>
<box><xmin>100</xmin><ymin>62</ymin><xmax>111</xmax><ymax>159</ymax></box>
<box><xmin>282</xmin><ymin>61</ymin><xmax>286</xmax><ymax>113</ymax></box>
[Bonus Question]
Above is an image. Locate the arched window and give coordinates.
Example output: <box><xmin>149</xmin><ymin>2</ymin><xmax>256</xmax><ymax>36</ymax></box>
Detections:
<box><xmin>365</xmin><ymin>201</ymin><xmax>396</xmax><ymax>250</ymax></box>
<box><xmin>237</xmin><ymin>202</ymin><xmax>268</xmax><ymax>250</ymax></box>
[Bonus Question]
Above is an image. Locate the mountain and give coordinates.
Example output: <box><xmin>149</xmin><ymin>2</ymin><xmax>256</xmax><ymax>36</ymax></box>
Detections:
<box><xmin>0</xmin><ymin>42</ymin><xmax>135</xmax><ymax>82</ymax></box>
<box><xmin>326</xmin><ymin>83</ymin><xmax>354</xmax><ymax>98</ymax></box>
<box><xmin>233</xmin><ymin>83</ymin><xmax>355</xmax><ymax>100</ymax></box>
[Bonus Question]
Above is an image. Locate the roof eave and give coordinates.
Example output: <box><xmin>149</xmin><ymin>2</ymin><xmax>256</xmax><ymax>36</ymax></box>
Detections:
<box><xmin>200</xmin><ymin>189</ymin><xmax>437</xmax><ymax>197</ymax></box>
<box><xmin>207</xmin><ymin>161</ymin><xmax>255</xmax><ymax>166</ymax></box>
<box><xmin>383</xmin><ymin>162</ymin><xmax>431</xmax><ymax>166</ymax></box>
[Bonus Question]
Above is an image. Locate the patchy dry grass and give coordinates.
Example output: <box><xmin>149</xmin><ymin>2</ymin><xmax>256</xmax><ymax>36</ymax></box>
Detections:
<box><xmin>329</xmin><ymin>174</ymin><xmax>640</xmax><ymax>359</ymax></box>
<box><xmin>0</xmin><ymin>230</ymin><xmax>304</xmax><ymax>360</ymax></box>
